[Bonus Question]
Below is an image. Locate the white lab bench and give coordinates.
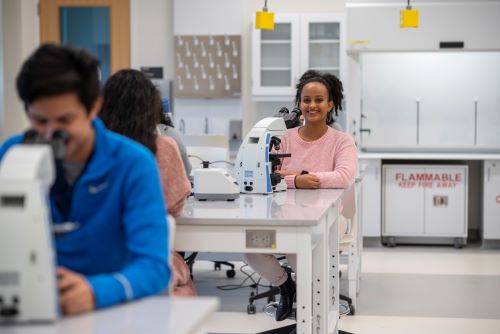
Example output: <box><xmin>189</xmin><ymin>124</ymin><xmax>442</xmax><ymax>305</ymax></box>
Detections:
<box><xmin>358</xmin><ymin>152</ymin><xmax>500</xmax><ymax>245</ymax></box>
<box><xmin>1</xmin><ymin>296</ymin><xmax>219</xmax><ymax>334</ymax></box>
<box><xmin>176</xmin><ymin>189</ymin><xmax>344</xmax><ymax>334</ymax></box>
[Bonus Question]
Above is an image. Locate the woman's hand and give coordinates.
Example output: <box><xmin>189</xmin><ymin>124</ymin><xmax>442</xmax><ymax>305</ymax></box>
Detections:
<box><xmin>295</xmin><ymin>174</ymin><xmax>320</xmax><ymax>189</ymax></box>
<box><xmin>277</xmin><ymin>170</ymin><xmax>297</xmax><ymax>177</ymax></box>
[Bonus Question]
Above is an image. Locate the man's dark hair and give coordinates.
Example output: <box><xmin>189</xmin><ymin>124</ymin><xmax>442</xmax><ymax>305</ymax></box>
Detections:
<box><xmin>100</xmin><ymin>69</ymin><xmax>161</xmax><ymax>154</ymax></box>
<box><xmin>16</xmin><ymin>43</ymin><xmax>100</xmax><ymax>112</ymax></box>
<box><xmin>294</xmin><ymin>70</ymin><xmax>344</xmax><ymax>126</ymax></box>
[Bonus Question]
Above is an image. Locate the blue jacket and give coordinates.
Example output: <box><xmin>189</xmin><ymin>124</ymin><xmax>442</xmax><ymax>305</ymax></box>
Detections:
<box><xmin>0</xmin><ymin>119</ymin><xmax>170</xmax><ymax>308</ymax></box>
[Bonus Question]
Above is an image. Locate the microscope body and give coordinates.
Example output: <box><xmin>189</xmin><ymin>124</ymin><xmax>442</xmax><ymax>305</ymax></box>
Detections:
<box><xmin>0</xmin><ymin>145</ymin><xmax>59</xmax><ymax>323</ymax></box>
<box><xmin>234</xmin><ymin>117</ymin><xmax>290</xmax><ymax>194</ymax></box>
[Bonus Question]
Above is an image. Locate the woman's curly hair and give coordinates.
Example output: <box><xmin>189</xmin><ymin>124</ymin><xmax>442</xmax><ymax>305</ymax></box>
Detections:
<box><xmin>294</xmin><ymin>70</ymin><xmax>344</xmax><ymax>125</ymax></box>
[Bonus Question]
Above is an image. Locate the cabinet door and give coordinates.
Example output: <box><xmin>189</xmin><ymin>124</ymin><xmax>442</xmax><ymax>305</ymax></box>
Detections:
<box><xmin>424</xmin><ymin>167</ymin><xmax>467</xmax><ymax>236</ymax></box>
<box><xmin>484</xmin><ymin>161</ymin><xmax>500</xmax><ymax>239</ymax></box>
<box><xmin>475</xmin><ymin>54</ymin><xmax>500</xmax><ymax>148</ymax></box>
<box><xmin>252</xmin><ymin>14</ymin><xmax>299</xmax><ymax>99</ymax></box>
<box><xmin>359</xmin><ymin>159</ymin><xmax>381</xmax><ymax>237</ymax></box>
<box><xmin>418</xmin><ymin>53</ymin><xmax>477</xmax><ymax>147</ymax></box>
<box><xmin>361</xmin><ymin>53</ymin><xmax>420</xmax><ymax>149</ymax></box>
<box><xmin>383</xmin><ymin>166</ymin><xmax>425</xmax><ymax>236</ymax></box>
<box><xmin>300</xmin><ymin>14</ymin><xmax>345</xmax><ymax>82</ymax></box>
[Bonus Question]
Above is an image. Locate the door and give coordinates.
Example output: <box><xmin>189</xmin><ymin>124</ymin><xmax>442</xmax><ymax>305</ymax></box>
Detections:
<box><xmin>39</xmin><ymin>0</ymin><xmax>130</xmax><ymax>81</ymax></box>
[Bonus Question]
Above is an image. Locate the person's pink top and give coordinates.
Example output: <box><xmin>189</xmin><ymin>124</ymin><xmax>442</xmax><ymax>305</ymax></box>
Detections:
<box><xmin>276</xmin><ymin>126</ymin><xmax>358</xmax><ymax>189</ymax></box>
<box><xmin>155</xmin><ymin>136</ymin><xmax>192</xmax><ymax>217</ymax></box>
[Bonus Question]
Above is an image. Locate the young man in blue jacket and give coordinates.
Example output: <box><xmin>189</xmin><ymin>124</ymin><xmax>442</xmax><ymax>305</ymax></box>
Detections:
<box><xmin>0</xmin><ymin>44</ymin><xmax>170</xmax><ymax>314</ymax></box>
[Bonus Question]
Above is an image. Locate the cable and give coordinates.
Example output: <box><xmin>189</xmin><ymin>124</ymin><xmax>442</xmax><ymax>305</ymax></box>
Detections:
<box><xmin>216</xmin><ymin>263</ymin><xmax>270</xmax><ymax>291</ymax></box>
<box><xmin>187</xmin><ymin>154</ymin><xmax>205</xmax><ymax>162</ymax></box>
<box><xmin>187</xmin><ymin>155</ymin><xmax>235</xmax><ymax>167</ymax></box>
<box><xmin>209</xmin><ymin>160</ymin><xmax>235</xmax><ymax>166</ymax></box>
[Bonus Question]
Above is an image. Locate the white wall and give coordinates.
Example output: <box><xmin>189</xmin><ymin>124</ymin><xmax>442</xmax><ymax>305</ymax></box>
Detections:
<box><xmin>130</xmin><ymin>0</ymin><xmax>174</xmax><ymax>99</ymax></box>
<box><xmin>1</xmin><ymin>0</ymin><xmax>39</xmax><ymax>141</ymax></box>
<box><xmin>347</xmin><ymin>1</ymin><xmax>500</xmax><ymax>50</ymax></box>
<box><xmin>174</xmin><ymin>0</ymin><xmax>242</xmax><ymax>35</ymax></box>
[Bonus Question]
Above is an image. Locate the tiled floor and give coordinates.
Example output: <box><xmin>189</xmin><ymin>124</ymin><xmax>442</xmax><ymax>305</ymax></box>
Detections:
<box><xmin>191</xmin><ymin>245</ymin><xmax>500</xmax><ymax>334</ymax></box>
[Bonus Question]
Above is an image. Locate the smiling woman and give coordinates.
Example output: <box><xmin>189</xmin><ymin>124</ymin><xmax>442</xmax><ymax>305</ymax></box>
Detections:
<box><xmin>244</xmin><ymin>70</ymin><xmax>358</xmax><ymax>323</ymax></box>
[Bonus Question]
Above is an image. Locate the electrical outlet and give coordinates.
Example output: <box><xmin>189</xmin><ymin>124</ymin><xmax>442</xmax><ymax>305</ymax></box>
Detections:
<box><xmin>246</xmin><ymin>229</ymin><xmax>276</xmax><ymax>249</ymax></box>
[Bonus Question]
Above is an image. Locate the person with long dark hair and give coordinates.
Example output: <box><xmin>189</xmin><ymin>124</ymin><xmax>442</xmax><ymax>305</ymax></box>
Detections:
<box><xmin>100</xmin><ymin>69</ymin><xmax>191</xmax><ymax>217</ymax></box>
<box><xmin>100</xmin><ymin>69</ymin><xmax>195</xmax><ymax>296</ymax></box>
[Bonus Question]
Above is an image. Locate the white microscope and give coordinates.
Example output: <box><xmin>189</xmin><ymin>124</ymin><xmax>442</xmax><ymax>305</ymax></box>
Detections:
<box><xmin>234</xmin><ymin>117</ymin><xmax>291</xmax><ymax>194</ymax></box>
<box><xmin>0</xmin><ymin>132</ymin><xmax>62</xmax><ymax>323</ymax></box>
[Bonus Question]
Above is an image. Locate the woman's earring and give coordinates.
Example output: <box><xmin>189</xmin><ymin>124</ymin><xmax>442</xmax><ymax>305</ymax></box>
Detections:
<box><xmin>326</xmin><ymin>111</ymin><xmax>332</xmax><ymax>124</ymax></box>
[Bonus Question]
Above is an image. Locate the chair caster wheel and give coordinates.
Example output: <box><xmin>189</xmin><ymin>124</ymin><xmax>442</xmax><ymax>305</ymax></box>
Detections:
<box><xmin>247</xmin><ymin>303</ymin><xmax>256</xmax><ymax>314</ymax></box>
<box><xmin>349</xmin><ymin>305</ymin><xmax>355</xmax><ymax>315</ymax></box>
<box><xmin>226</xmin><ymin>269</ymin><xmax>236</xmax><ymax>278</ymax></box>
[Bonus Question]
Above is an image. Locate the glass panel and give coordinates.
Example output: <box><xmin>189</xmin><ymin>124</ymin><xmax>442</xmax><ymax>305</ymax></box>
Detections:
<box><xmin>309</xmin><ymin>43</ymin><xmax>340</xmax><ymax>68</ymax></box>
<box><xmin>262</xmin><ymin>44</ymin><xmax>291</xmax><ymax>68</ymax></box>
<box><xmin>60</xmin><ymin>7</ymin><xmax>111</xmax><ymax>81</ymax></box>
<box><xmin>261</xmin><ymin>23</ymin><xmax>291</xmax><ymax>41</ymax></box>
<box><xmin>309</xmin><ymin>23</ymin><xmax>339</xmax><ymax>40</ymax></box>
<box><xmin>261</xmin><ymin>70</ymin><xmax>291</xmax><ymax>87</ymax></box>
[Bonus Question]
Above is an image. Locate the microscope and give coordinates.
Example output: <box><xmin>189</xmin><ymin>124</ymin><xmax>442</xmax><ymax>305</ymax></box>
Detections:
<box><xmin>234</xmin><ymin>117</ymin><xmax>291</xmax><ymax>194</ymax></box>
<box><xmin>0</xmin><ymin>131</ymin><xmax>67</xmax><ymax>323</ymax></box>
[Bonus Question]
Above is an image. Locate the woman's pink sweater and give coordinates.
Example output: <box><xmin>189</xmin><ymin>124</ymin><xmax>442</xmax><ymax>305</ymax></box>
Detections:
<box><xmin>277</xmin><ymin>126</ymin><xmax>358</xmax><ymax>189</ymax></box>
<box><xmin>155</xmin><ymin>136</ymin><xmax>192</xmax><ymax>217</ymax></box>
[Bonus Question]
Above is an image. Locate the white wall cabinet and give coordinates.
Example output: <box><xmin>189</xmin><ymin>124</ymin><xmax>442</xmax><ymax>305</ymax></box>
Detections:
<box><xmin>483</xmin><ymin>160</ymin><xmax>500</xmax><ymax>240</ymax></box>
<box><xmin>359</xmin><ymin>159</ymin><xmax>381</xmax><ymax>237</ymax></box>
<box><xmin>360</xmin><ymin>52</ymin><xmax>500</xmax><ymax>151</ymax></box>
<box><xmin>382</xmin><ymin>165</ymin><xmax>468</xmax><ymax>246</ymax></box>
<box><xmin>252</xmin><ymin>13</ymin><xmax>345</xmax><ymax>101</ymax></box>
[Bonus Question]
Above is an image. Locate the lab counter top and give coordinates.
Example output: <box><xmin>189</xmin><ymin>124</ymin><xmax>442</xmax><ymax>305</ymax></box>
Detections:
<box><xmin>179</xmin><ymin>189</ymin><xmax>344</xmax><ymax>227</ymax></box>
<box><xmin>1</xmin><ymin>296</ymin><xmax>219</xmax><ymax>334</ymax></box>
<box><xmin>358</xmin><ymin>152</ymin><xmax>500</xmax><ymax>160</ymax></box>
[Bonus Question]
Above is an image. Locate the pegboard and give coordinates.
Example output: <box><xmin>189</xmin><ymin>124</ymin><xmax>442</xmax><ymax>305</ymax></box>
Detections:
<box><xmin>174</xmin><ymin>35</ymin><xmax>241</xmax><ymax>99</ymax></box>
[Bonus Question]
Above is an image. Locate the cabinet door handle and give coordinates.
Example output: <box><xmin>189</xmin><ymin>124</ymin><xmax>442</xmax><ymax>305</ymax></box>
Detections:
<box><xmin>474</xmin><ymin>98</ymin><xmax>478</xmax><ymax>145</ymax></box>
<box><xmin>487</xmin><ymin>166</ymin><xmax>490</xmax><ymax>182</ymax></box>
<box><xmin>416</xmin><ymin>98</ymin><xmax>420</xmax><ymax>145</ymax></box>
